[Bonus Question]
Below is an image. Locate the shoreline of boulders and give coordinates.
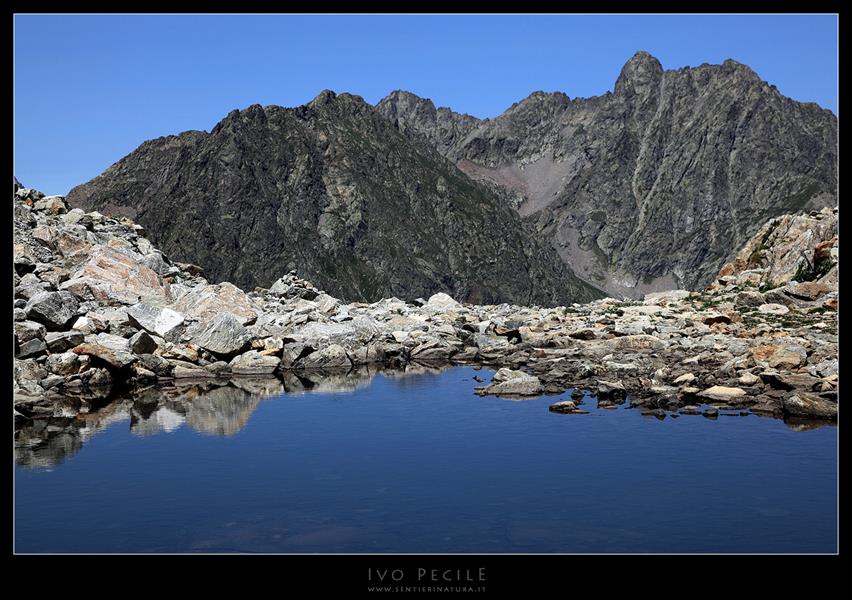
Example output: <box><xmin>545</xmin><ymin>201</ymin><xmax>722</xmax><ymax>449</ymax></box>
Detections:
<box><xmin>14</xmin><ymin>183</ymin><xmax>838</xmax><ymax>427</ymax></box>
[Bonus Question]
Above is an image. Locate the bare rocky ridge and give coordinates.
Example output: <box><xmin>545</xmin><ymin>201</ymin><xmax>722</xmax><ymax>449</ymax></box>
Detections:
<box><xmin>376</xmin><ymin>51</ymin><xmax>838</xmax><ymax>298</ymax></box>
<box><xmin>66</xmin><ymin>91</ymin><xmax>601</xmax><ymax>307</ymax></box>
<box><xmin>14</xmin><ymin>183</ymin><xmax>837</xmax><ymax>449</ymax></box>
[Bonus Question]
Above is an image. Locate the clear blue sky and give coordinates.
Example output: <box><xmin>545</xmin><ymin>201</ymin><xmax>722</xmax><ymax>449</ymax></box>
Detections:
<box><xmin>14</xmin><ymin>14</ymin><xmax>838</xmax><ymax>195</ymax></box>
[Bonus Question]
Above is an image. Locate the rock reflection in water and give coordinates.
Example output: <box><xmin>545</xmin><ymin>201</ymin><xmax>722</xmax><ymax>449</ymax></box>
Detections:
<box><xmin>15</xmin><ymin>399</ymin><xmax>133</xmax><ymax>469</ymax></box>
<box><xmin>182</xmin><ymin>385</ymin><xmax>263</xmax><ymax>437</ymax></box>
<box><xmin>14</xmin><ymin>363</ymin><xmax>443</xmax><ymax>468</ymax></box>
<box><xmin>16</xmin><ymin>362</ymin><xmax>833</xmax><ymax>469</ymax></box>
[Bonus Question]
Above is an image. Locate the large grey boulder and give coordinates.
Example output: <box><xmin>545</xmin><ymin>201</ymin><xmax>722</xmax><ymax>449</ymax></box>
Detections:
<box><xmin>17</xmin><ymin>338</ymin><xmax>47</xmax><ymax>358</ymax></box>
<box><xmin>45</xmin><ymin>352</ymin><xmax>81</xmax><ymax>376</ymax></box>
<box><xmin>229</xmin><ymin>351</ymin><xmax>280</xmax><ymax>375</ymax></box>
<box><xmin>70</xmin><ymin>333</ymin><xmax>137</xmax><ymax>369</ymax></box>
<box><xmin>296</xmin><ymin>344</ymin><xmax>351</xmax><ymax>370</ymax></box>
<box><xmin>14</xmin><ymin>320</ymin><xmax>46</xmax><ymax>344</ymax></box>
<box><xmin>44</xmin><ymin>330</ymin><xmax>85</xmax><ymax>352</ymax></box>
<box><xmin>781</xmin><ymin>393</ymin><xmax>837</xmax><ymax>419</ymax></box>
<box><xmin>478</xmin><ymin>368</ymin><xmax>542</xmax><ymax>396</ymax></box>
<box><xmin>186</xmin><ymin>312</ymin><xmax>253</xmax><ymax>356</ymax></box>
<box><xmin>170</xmin><ymin>359</ymin><xmax>216</xmax><ymax>379</ymax></box>
<box><xmin>59</xmin><ymin>245</ymin><xmax>172</xmax><ymax>305</ymax></box>
<box><xmin>25</xmin><ymin>291</ymin><xmax>79</xmax><ymax>330</ymax></box>
<box><xmin>129</xmin><ymin>330</ymin><xmax>158</xmax><ymax>354</ymax></box>
<box><xmin>127</xmin><ymin>302</ymin><xmax>185</xmax><ymax>338</ymax></box>
<box><xmin>171</xmin><ymin>282</ymin><xmax>257</xmax><ymax>326</ymax></box>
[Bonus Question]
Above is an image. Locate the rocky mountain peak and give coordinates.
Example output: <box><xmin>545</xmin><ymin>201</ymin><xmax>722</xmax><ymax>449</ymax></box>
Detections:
<box><xmin>380</xmin><ymin>90</ymin><xmax>438</xmax><ymax>117</ymax></box>
<box><xmin>375</xmin><ymin>90</ymin><xmax>483</xmax><ymax>155</ymax></box>
<box><xmin>68</xmin><ymin>94</ymin><xmax>602</xmax><ymax>306</ymax></box>
<box><xmin>506</xmin><ymin>91</ymin><xmax>571</xmax><ymax>115</ymax></box>
<box><xmin>377</xmin><ymin>52</ymin><xmax>837</xmax><ymax>299</ymax></box>
<box><xmin>721</xmin><ymin>58</ymin><xmax>760</xmax><ymax>79</ymax></box>
<box><xmin>308</xmin><ymin>89</ymin><xmax>338</xmax><ymax>108</ymax></box>
<box><xmin>614</xmin><ymin>50</ymin><xmax>664</xmax><ymax>97</ymax></box>
<box><xmin>62</xmin><ymin>51</ymin><xmax>837</xmax><ymax>305</ymax></box>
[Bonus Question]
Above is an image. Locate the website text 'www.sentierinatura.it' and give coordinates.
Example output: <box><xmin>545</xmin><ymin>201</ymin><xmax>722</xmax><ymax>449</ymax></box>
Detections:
<box><xmin>367</xmin><ymin>585</ymin><xmax>487</xmax><ymax>593</ymax></box>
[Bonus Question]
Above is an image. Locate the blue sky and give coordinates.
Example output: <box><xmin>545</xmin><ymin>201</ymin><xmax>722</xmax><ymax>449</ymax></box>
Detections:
<box><xmin>14</xmin><ymin>14</ymin><xmax>838</xmax><ymax>195</ymax></box>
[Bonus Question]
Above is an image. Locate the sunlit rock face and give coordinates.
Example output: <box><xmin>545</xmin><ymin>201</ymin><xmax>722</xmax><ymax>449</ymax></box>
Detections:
<box><xmin>377</xmin><ymin>52</ymin><xmax>837</xmax><ymax>298</ymax></box>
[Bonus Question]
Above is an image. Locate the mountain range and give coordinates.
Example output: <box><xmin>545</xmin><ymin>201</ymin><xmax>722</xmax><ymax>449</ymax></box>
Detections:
<box><xmin>67</xmin><ymin>51</ymin><xmax>837</xmax><ymax>304</ymax></box>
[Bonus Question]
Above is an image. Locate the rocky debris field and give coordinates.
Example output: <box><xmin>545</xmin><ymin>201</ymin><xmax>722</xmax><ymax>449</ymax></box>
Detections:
<box><xmin>14</xmin><ymin>183</ymin><xmax>838</xmax><ymax>433</ymax></box>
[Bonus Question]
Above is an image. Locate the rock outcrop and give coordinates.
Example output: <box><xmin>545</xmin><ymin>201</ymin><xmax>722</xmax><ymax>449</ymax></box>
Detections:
<box><xmin>377</xmin><ymin>52</ymin><xmax>838</xmax><ymax>298</ymax></box>
<box><xmin>13</xmin><ymin>184</ymin><xmax>838</xmax><ymax>436</ymax></box>
<box><xmin>66</xmin><ymin>93</ymin><xmax>601</xmax><ymax>307</ymax></box>
<box><xmin>712</xmin><ymin>207</ymin><xmax>838</xmax><ymax>292</ymax></box>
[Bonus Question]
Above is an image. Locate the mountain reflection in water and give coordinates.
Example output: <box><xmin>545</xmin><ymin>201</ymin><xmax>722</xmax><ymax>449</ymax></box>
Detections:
<box><xmin>15</xmin><ymin>363</ymin><xmax>446</xmax><ymax>469</ymax></box>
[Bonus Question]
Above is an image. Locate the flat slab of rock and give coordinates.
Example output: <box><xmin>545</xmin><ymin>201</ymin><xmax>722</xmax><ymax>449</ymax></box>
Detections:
<box><xmin>17</xmin><ymin>338</ymin><xmax>47</xmax><ymax>358</ymax></box>
<box><xmin>229</xmin><ymin>351</ymin><xmax>281</xmax><ymax>375</ymax></box>
<box><xmin>45</xmin><ymin>330</ymin><xmax>85</xmax><ymax>352</ymax></box>
<box><xmin>598</xmin><ymin>334</ymin><xmax>667</xmax><ymax>354</ymax></box>
<box><xmin>643</xmin><ymin>290</ymin><xmax>691</xmax><ymax>304</ymax></box>
<box><xmin>698</xmin><ymin>386</ymin><xmax>746</xmax><ymax>402</ymax></box>
<box><xmin>170</xmin><ymin>359</ymin><xmax>216</xmax><ymax>379</ymax></box>
<box><xmin>172</xmin><ymin>282</ymin><xmax>257</xmax><ymax>325</ymax></box>
<box><xmin>784</xmin><ymin>281</ymin><xmax>830</xmax><ymax>301</ymax></box>
<box><xmin>781</xmin><ymin>393</ymin><xmax>836</xmax><ymax>419</ymax></box>
<box><xmin>71</xmin><ymin>333</ymin><xmax>137</xmax><ymax>369</ymax></box>
<box><xmin>410</xmin><ymin>339</ymin><xmax>457</xmax><ymax>361</ymax></box>
<box><xmin>60</xmin><ymin>245</ymin><xmax>172</xmax><ymax>305</ymax></box>
<box><xmin>759</xmin><ymin>370</ymin><xmax>820</xmax><ymax>392</ymax></box>
<box><xmin>758</xmin><ymin>303</ymin><xmax>790</xmax><ymax>315</ymax></box>
<box><xmin>479</xmin><ymin>368</ymin><xmax>542</xmax><ymax>396</ymax></box>
<box><xmin>127</xmin><ymin>302</ymin><xmax>185</xmax><ymax>337</ymax></box>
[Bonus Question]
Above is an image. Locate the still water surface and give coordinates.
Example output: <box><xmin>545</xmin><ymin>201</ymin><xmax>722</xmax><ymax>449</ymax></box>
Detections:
<box><xmin>15</xmin><ymin>366</ymin><xmax>837</xmax><ymax>553</ymax></box>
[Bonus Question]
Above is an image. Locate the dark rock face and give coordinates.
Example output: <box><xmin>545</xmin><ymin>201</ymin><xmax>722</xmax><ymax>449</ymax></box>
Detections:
<box><xmin>67</xmin><ymin>92</ymin><xmax>601</xmax><ymax>306</ymax></box>
<box><xmin>376</xmin><ymin>51</ymin><xmax>838</xmax><ymax>298</ymax></box>
<box><xmin>377</xmin><ymin>90</ymin><xmax>482</xmax><ymax>156</ymax></box>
